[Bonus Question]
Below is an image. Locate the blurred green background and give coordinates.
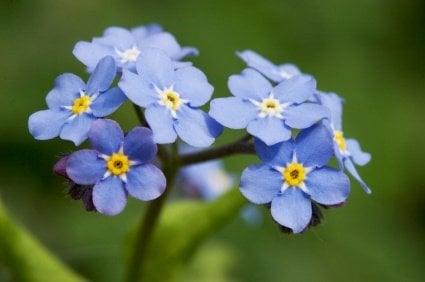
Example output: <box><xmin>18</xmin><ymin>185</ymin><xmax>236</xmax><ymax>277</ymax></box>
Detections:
<box><xmin>1</xmin><ymin>0</ymin><xmax>424</xmax><ymax>281</ymax></box>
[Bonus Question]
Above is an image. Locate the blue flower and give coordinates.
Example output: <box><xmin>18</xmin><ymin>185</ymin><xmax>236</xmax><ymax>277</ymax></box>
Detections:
<box><xmin>28</xmin><ymin>56</ymin><xmax>126</xmax><ymax>145</ymax></box>
<box><xmin>209</xmin><ymin>68</ymin><xmax>329</xmax><ymax>145</ymax></box>
<box><xmin>73</xmin><ymin>24</ymin><xmax>198</xmax><ymax>72</ymax></box>
<box><xmin>240</xmin><ymin>124</ymin><xmax>350</xmax><ymax>233</ymax></box>
<box><xmin>317</xmin><ymin>91</ymin><xmax>372</xmax><ymax>194</ymax></box>
<box><xmin>237</xmin><ymin>50</ymin><xmax>308</xmax><ymax>83</ymax></box>
<box><xmin>66</xmin><ymin>119</ymin><xmax>166</xmax><ymax>216</ymax></box>
<box><xmin>119</xmin><ymin>48</ymin><xmax>222</xmax><ymax>147</ymax></box>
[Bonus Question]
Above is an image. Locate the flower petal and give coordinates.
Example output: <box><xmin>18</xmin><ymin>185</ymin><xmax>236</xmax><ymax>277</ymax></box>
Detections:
<box><xmin>317</xmin><ymin>92</ymin><xmax>344</xmax><ymax>130</ymax></box>
<box><xmin>209</xmin><ymin>97</ymin><xmax>258</xmax><ymax>129</ymax></box>
<box><xmin>271</xmin><ymin>188</ymin><xmax>312</xmax><ymax>234</ymax></box>
<box><xmin>254</xmin><ymin>138</ymin><xmax>294</xmax><ymax>167</ymax></box>
<box><xmin>295</xmin><ymin>124</ymin><xmax>334</xmax><ymax>167</ymax></box>
<box><xmin>174</xmin><ymin>66</ymin><xmax>213</xmax><ymax>107</ymax></box>
<box><xmin>344</xmin><ymin>158</ymin><xmax>372</xmax><ymax>194</ymax></box>
<box><xmin>28</xmin><ymin>110</ymin><xmax>70</xmax><ymax>140</ymax></box>
<box><xmin>72</xmin><ymin>42</ymin><xmax>114</xmax><ymax>72</ymax></box>
<box><xmin>140</xmin><ymin>32</ymin><xmax>182</xmax><ymax>60</ymax></box>
<box><xmin>174</xmin><ymin>106</ymin><xmax>222</xmax><ymax>147</ymax></box>
<box><xmin>136</xmin><ymin>48</ymin><xmax>174</xmax><ymax>89</ymax></box>
<box><xmin>175</xmin><ymin>46</ymin><xmax>199</xmax><ymax>60</ymax></box>
<box><xmin>346</xmin><ymin>138</ymin><xmax>371</xmax><ymax>166</ymax></box>
<box><xmin>93</xmin><ymin>176</ymin><xmax>127</xmax><ymax>216</ymax></box>
<box><xmin>283</xmin><ymin>103</ymin><xmax>329</xmax><ymax>129</ymax></box>
<box><xmin>237</xmin><ymin>50</ymin><xmax>282</xmax><ymax>82</ymax></box>
<box><xmin>86</xmin><ymin>56</ymin><xmax>116</xmax><ymax>94</ymax></box>
<box><xmin>46</xmin><ymin>74</ymin><xmax>85</xmax><ymax>110</ymax></box>
<box><xmin>126</xmin><ymin>164</ymin><xmax>166</xmax><ymax>201</ymax></box>
<box><xmin>145</xmin><ymin>104</ymin><xmax>177</xmax><ymax>144</ymax></box>
<box><xmin>119</xmin><ymin>70</ymin><xmax>158</xmax><ymax>107</ymax></box>
<box><xmin>273</xmin><ymin>75</ymin><xmax>316</xmax><ymax>104</ymax></box>
<box><xmin>131</xmin><ymin>24</ymin><xmax>163</xmax><ymax>42</ymax></box>
<box><xmin>240</xmin><ymin>164</ymin><xmax>282</xmax><ymax>204</ymax></box>
<box><xmin>60</xmin><ymin>114</ymin><xmax>96</xmax><ymax>145</ymax></box>
<box><xmin>94</xmin><ymin>27</ymin><xmax>134</xmax><ymax>50</ymax></box>
<box><xmin>67</xmin><ymin>149</ymin><xmax>105</xmax><ymax>185</ymax></box>
<box><xmin>88</xmin><ymin>119</ymin><xmax>123</xmax><ymax>155</ymax></box>
<box><xmin>123</xmin><ymin>127</ymin><xmax>157</xmax><ymax>162</ymax></box>
<box><xmin>247</xmin><ymin>117</ymin><xmax>292</xmax><ymax>146</ymax></box>
<box><xmin>228</xmin><ymin>68</ymin><xmax>272</xmax><ymax>100</ymax></box>
<box><xmin>305</xmin><ymin>167</ymin><xmax>350</xmax><ymax>205</ymax></box>
<box><xmin>91</xmin><ymin>87</ymin><xmax>126</xmax><ymax>117</ymax></box>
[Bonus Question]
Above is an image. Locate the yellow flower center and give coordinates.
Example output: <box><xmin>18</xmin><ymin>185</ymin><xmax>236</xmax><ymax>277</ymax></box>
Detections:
<box><xmin>283</xmin><ymin>163</ymin><xmax>306</xmax><ymax>187</ymax></box>
<box><xmin>160</xmin><ymin>90</ymin><xmax>182</xmax><ymax>111</ymax></box>
<box><xmin>260</xmin><ymin>98</ymin><xmax>282</xmax><ymax>116</ymax></box>
<box><xmin>106</xmin><ymin>153</ymin><xmax>130</xmax><ymax>176</ymax></box>
<box><xmin>71</xmin><ymin>95</ymin><xmax>92</xmax><ymax>115</ymax></box>
<box><xmin>334</xmin><ymin>131</ymin><xmax>347</xmax><ymax>151</ymax></box>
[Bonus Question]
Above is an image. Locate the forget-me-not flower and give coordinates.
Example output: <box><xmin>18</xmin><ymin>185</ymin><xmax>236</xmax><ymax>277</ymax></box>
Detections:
<box><xmin>73</xmin><ymin>24</ymin><xmax>198</xmax><ymax>72</ymax></box>
<box><xmin>119</xmin><ymin>48</ymin><xmax>222</xmax><ymax>147</ymax></box>
<box><xmin>28</xmin><ymin>56</ymin><xmax>126</xmax><ymax>145</ymax></box>
<box><xmin>209</xmin><ymin>68</ymin><xmax>329</xmax><ymax>145</ymax></box>
<box><xmin>317</xmin><ymin>91</ymin><xmax>372</xmax><ymax>194</ymax></box>
<box><xmin>66</xmin><ymin>119</ymin><xmax>166</xmax><ymax>216</ymax></box>
<box><xmin>237</xmin><ymin>50</ymin><xmax>308</xmax><ymax>83</ymax></box>
<box><xmin>240</xmin><ymin>124</ymin><xmax>350</xmax><ymax>233</ymax></box>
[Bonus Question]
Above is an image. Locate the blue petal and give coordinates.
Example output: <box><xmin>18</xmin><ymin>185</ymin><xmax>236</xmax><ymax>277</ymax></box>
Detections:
<box><xmin>271</xmin><ymin>188</ymin><xmax>312</xmax><ymax>233</ymax></box>
<box><xmin>145</xmin><ymin>104</ymin><xmax>177</xmax><ymax>144</ymax></box>
<box><xmin>283</xmin><ymin>103</ymin><xmax>329</xmax><ymax>129</ymax></box>
<box><xmin>60</xmin><ymin>114</ymin><xmax>96</xmax><ymax>145</ymax></box>
<box><xmin>28</xmin><ymin>110</ymin><xmax>71</xmax><ymax>140</ymax></box>
<box><xmin>174</xmin><ymin>106</ymin><xmax>222</xmax><ymax>147</ymax></box>
<box><xmin>237</xmin><ymin>50</ymin><xmax>282</xmax><ymax>82</ymax></box>
<box><xmin>254</xmin><ymin>138</ymin><xmax>294</xmax><ymax>167</ymax></box>
<box><xmin>344</xmin><ymin>158</ymin><xmax>372</xmax><ymax>194</ymax></box>
<box><xmin>67</xmin><ymin>149</ymin><xmax>105</xmax><ymax>185</ymax></box>
<box><xmin>175</xmin><ymin>46</ymin><xmax>199</xmax><ymax>59</ymax></box>
<box><xmin>46</xmin><ymin>74</ymin><xmax>85</xmax><ymax>110</ymax></box>
<box><xmin>277</xmin><ymin>64</ymin><xmax>302</xmax><ymax>79</ymax></box>
<box><xmin>119</xmin><ymin>70</ymin><xmax>158</xmax><ymax>107</ymax></box>
<box><xmin>91</xmin><ymin>87</ymin><xmax>126</xmax><ymax>117</ymax></box>
<box><xmin>123</xmin><ymin>127</ymin><xmax>157</xmax><ymax>162</ymax></box>
<box><xmin>174</xmin><ymin>66</ymin><xmax>213</xmax><ymax>107</ymax></box>
<box><xmin>228</xmin><ymin>68</ymin><xmax>272</xmax><ymax>100</ymax></box>
<box><xmin>139</xmin><ymin>32</ymin><xmax>182</xmax><ymax>60</ymax></box>
<box><xmin>273</xmin><ymin>75</ymin><xmax>316</xmax><ymax>104</ymax></box>
<box><xmin>295</xmin><ymin>124</ymin><xmax>334</xmax><ymax>167</ymax></box>
<box><xmin>131</xmin><ymin>24</ymin><xmax>163</xmax><ymax>42</ymax></box>
<box><xmin>247</xmin><ymin>117</ymin><xmax>291</xmax><ymax>146</ymax></box>
<box><xmin>240</xmin><ymin>164</ymin><xmax>282</xmax><ymax>204</ymax></box>
<box><xmin>305</xmin><ymin>167</ymin><xmax>350</xmax><ymax>205</ymax></box>
<box><xmin>72</xmin><ymin>42</ymin><xmax>115</xmax><ymax>72</ymax></box>
<box><xmin>94</xmin><ymin>27</ymin><xmax>135</xmax><ymax>50</ymax></box>
<box><xmin>136</xmin><ymin>48</ymin><xmax>174</xmax><ymax>89</ymax></box>
<box><xmin>93</xmin><ymin>176</ymin><xmax>127</xmax><ymax>216</ymax></box>
<box><xmin>346</xmin><ymin>138</ymin><xmax>371</xmax><ymax>166</ymax></box>
<box><xmin>126</xmin><ymin>164</ymin><xmax>166</xmax><ymax>201</ymax></box>
<box><xmin>86</xmin><ymin>56</ymin><xmax>116</xmax><ymax>94</ymax></box>
<box><xmin>317</xmin><ymin>92</ymin><xmax>344</xmax><ymax>130</ymax></box>
<box><xmin>88</xmin><ymin>119</ymin><xmax>123</xmax><ymax>155</ymax></box>
<box><xmin>209</xmin><ymin>97</ymin><xmax>257</xmax><ymax>129</ymax></box>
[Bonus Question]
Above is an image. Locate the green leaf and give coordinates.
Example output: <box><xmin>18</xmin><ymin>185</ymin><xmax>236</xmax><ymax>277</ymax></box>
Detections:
<box><xmin>0</xmin><ymin>197</ymin><xmax>86</xmax><ymax>282</ymax></box>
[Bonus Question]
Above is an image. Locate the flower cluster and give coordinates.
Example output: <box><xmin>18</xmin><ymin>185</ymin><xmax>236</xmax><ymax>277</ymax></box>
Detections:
<box><xmin>29</xmin><ymin>24</ymin><xmax>371</xmax><ymax>233</ymax></box>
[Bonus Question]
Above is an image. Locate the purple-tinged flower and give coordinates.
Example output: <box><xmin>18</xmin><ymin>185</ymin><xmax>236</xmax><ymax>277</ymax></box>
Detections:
<box><xmin>73</xmin><ymin>24</ymin><xmax>198</xmax><ymax>72</ymax></box>
<box><xmin>119</xmin><ymin>48</ymin><xmax>222</xmax><ymax>147</ymax></box>
<box><xmin>240</xmin><ymin>124</ymin><xmax>350</xmax><ymax>233</ymax></box>
<box><xmin>66</xmin><ymin>119</ymin><xmax>166</xmax><ymax>216</ymax></box>
<box><xmin>209</xmin><ymin>68</ymin><xmax>329</xmax><ymax>145</ymax></box>
<box><xmin>317</xmin><ymin>91</ymin><xmax>372</xmax><ymax>194</ymax></box>
<box><xmin>237</xmin><ymin>50</ymin><xmax>308</xmax><ymax>83</ymax></box>
<box><xmin>28</xmin><ymin>56</ymin><xmax>126</xmax><ymax>145</ymax></box>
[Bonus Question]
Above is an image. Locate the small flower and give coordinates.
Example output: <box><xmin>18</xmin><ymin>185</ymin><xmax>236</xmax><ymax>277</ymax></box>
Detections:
<box><xmin>73</xmin><ymin>24</ymin><xmax>198</xmax><ymax>72</ymax></box>
<box><xmin>237</xmin><ymin>50</ymin><xmax>307</xmax><ymax>82</ymax></box>
<box><xmin>66</xmin><ymin>119</ymin><xmax>166</xmax><ymax>216</ymax></box>
<box><xmin>317</xmin><ymin>91</ymin><xmax>372</xmax><ymax>194</ymax></box>
<box><xmin>119</xmin><ymin>48</ymin><xmax>222</xmax><ymax>147</ymax></box>
<box><xmin>28</xmin><ymin>56</ymin><xmax>126</xmax><ymax>145</ymax></box>
<box><xmin>209</xmin><ymin>68</ymin><xmax>329</xmax><ymax>145</ymax></box>
<box><xmin>240</xmin><ymin>124</ymin><xmax>350</xmax><ymax>233</ymax></box>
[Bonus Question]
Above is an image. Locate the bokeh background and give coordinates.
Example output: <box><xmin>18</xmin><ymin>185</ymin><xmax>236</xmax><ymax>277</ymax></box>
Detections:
<box><xmin>1</xmin><ymin>0</ymin><xmax>424</xmax><ymax>281</ymax></box>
